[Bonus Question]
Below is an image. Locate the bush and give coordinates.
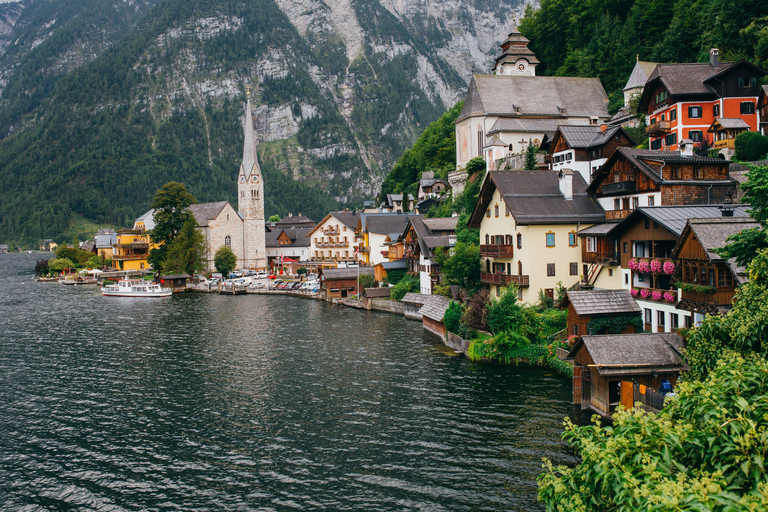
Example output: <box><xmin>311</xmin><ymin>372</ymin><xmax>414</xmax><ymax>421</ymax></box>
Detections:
<box><xmin>444</xmin><ymin>301</ymin><xmax>463</xmax><ymax>335</ymax></box>
<box><xmin>297</xmin><ymin>267</ymin><xmax>308</xmax><ymax>275</ymax></box>
<box><xmin>538</xmin><ymin>352</ymin><xmax>768</xmax><ymax>510</ymax></box>
<box><xmin>467</xmin><ymin>331</ymin><xmax>545</xmax><ymax>363</ymax></box>
<box><xmin>358</xmin><ymin>273</ymin><xmax>375</xmax><ymax>289</ymax></box>
<box><xmin>391</xmin><ymin>274</ymin><xmax>418</xmax><ymax>301</ymax></box>
<box><xmin>734</xmin><ymin>131</ymin><xmax>768</xmax><ymax>161</ymax></box>
<box><xmin>48</xmin><ymin>258</ymin><xmax>76</xmax><ymax>272</ymax></box>
<box><xmin>486</xmin><ymin>286</ymin><xmax>525</xmax><ymax>335</ymax></box>
<box><xmin>462</xmin><ymin>288</ymin><xmax>490</xmax><ymax>331</ymax></box>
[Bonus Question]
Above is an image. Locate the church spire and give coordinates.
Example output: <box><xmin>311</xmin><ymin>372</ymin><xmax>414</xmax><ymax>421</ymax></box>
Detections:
<box><xmin>241</xmin><ymin>86</ymin><xmax>260</xmax><ymax>179</ymax></box>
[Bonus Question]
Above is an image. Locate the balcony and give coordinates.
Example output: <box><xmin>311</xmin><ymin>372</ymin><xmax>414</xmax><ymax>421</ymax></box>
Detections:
<box><xmin>115</xmin><ymin>241</ymin><xmax>149</xmax><ymax>249</ymax></box>
<box><xmin>645</xmin><ymin>120</ymin><xmax>671</xmax><ymax>136</ymax></box>
<box><xmin>632</xmin><ymin>287</ymin><xmax>677</xmax><ymax>304</ymax></box>
<box><xmin>480</xmin><ymin>244</ymin><xmax>514</xmax><ymax>258</ymax></box>
<box><xmin>323</xmin><ymin>228</ymin><xmax>340</xmax><ymax>235</ymax></box>
<box><xmin>606</xmin><ymin>209</ymin><xmax>631</xmax><ymax>220</ymax></box>
<box><xmin>712</xmin><ymin>138</ymin><xmax>736</xmax><ymax>150</ymax></box>
<box><xmin>601</xmin><ymin>180</ymin><xmax>636</xmax><ymax>196</ymax></box>
<box><xmin>359</xmin><ymin>246</ymin><xmax>370</xmax><ymax>253</ymax></box>
<box><xmin>480</xmin><ymin>272</ymin><xmax>529</xmax><ymax>287</ymax></box>
<box><xmin>112</xmin><ymin>253</ymin><xmax>148</xmax><ymax>261</ymax></box>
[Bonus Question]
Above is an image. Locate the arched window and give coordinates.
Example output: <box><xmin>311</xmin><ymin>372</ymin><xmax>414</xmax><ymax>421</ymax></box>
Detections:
<box><xmin>477</xmin><ymin>126</ymin><xmax>484</xmax><ymax>157</ymax></box>
<box><xmin>225</xmin><ymin>236</ymin><xmax>231</xmax><ymax>248</ymax></box>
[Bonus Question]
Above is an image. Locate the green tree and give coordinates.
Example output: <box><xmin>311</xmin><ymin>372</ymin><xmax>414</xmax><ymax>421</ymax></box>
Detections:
<box><xmin>391</xmin><ymin>274</ymin><xmax>418</xmax><ymax>301</ymax></box>
<box><xmin>86</xmin><ymin>255</ymin><xmax>102</xmax><ymax>269</ymax></box>
<box><xmin>538</xmin><ymin>352</ymin><xmax>768</xmax><ymax>511</ymax></box>
<box><xmin>524</xmin><ymin>140</ymin><xmax>537</xmax><ymax>169</ymax></box>
<box><xmin>443</xmin><ymin>301</ymin><xmax>464</xmax><ymax>335</ymax></box>
<box><xmin>148</xmin><ymin>182</ymin><xmax>198</xmax><ymax>272</ymax></box>
<box><xmin>214</xmin><ymin>246</ymin><xmax>237</xmax><ymax>276</ymax></box>
<box><xmin>486</xmin><ymin>285</ymin><xmax>525</xmax><ymax>335</ymax></box>
<box><xmin>434</xmin><ymin>242</ymin><xmax>481</xmax><ymax>294</ymax></box>
<box><xmin>48</xmin><ymin>258</ymin><xmax>76</xmax><ymax>272</ymax></box>
<box><xmin>163</xmin><ymin>216</ymin><xmax>206</xmax><ymax>276</ymax></box>
<box><xmin>358</xmin><ymin>273</ymin><xmax>375</xmax><ymax>289</ymax></box>
<box><xmin>735</xmin><ymin>131</ymin><xmax>768</xmax><ymax>162</ymax></box>
<box><xmin>297</xmin><ymin>267</ymin><xmax>308</xmax><ymax>275</ymax></box>
<box><xmin>268</xmin><ymin>214</ymin><xmax>281</xmax><ymax>222</ymax></box>
<box><xmin>717</xmin><ymin>165</ymin><xmax>768</xmax><ymax>267</ymax></box>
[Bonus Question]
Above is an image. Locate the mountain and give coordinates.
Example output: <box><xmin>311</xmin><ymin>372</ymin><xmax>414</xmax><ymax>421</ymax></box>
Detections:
<box><xmin>0</xmin><ymin>0</ymin><xmax>530</xmax><ymax>244</ymax></box>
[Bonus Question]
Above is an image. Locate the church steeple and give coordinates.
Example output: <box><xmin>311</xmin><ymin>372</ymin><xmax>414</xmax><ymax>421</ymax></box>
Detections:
<box><xmin>491</xmin><ymin>20</ymin><xmax>540</xmax><ymax>76</ymax></box>
<box><xmin>240</xmin><ymin>86</ymin><xmax>260</xmax><ymax>180</ymax></box>
<box><xmin>237</xmin><ymin>85</ymin><xmax>266</xmax><ymax>270</ymax></box>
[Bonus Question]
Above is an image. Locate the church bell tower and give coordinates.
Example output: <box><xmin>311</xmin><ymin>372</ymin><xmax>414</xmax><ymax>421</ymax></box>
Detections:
<box><xmin>238</xmin><ymin>86</ymin><xmax>267</xmax><ymax>269</ymax></box>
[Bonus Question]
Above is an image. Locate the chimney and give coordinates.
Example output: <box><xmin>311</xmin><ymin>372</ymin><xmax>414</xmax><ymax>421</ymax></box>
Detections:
<box><xmin>288</xmin><ymin>212</ymin><xmax>293</xmax><ymax>217</ymax></box>
<box><xmin>558</xmin><ymin>169</ymin><xmax>573</xmax><ymax>200</ymax></box>
<box><xmin>679</xmin><ymin>139</ymin><xmax>694</xmax><ymax>157</ymax></box>
<box><xmin>710</xmin><ymin>48</ymin><xmax>719</xmax><ymax>68</ymax></box>
<box><xmin>600</xmin><ymin>122</ymin><xmax>608</xmax><ymax>133</ymax></box>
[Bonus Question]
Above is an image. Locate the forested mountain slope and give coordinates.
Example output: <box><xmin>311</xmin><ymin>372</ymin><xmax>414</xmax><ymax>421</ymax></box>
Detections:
<box><xmin>0</xmin><ymin>0</ymin><xmax>529</xmax><ymax>244</ymax></box>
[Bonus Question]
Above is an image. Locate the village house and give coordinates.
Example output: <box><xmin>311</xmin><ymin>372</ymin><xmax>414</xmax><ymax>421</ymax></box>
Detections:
<box><xmin>583</xmin><ymin>204</ymin><xmax>752</xmax><ymax>333</ymax></box>
<box><xmin>622</xmin><ymin>59</ymin><xmax>658</xmax><ymax>112</ymax></box>
<box><xmin>265</xmin><ymin>227</ymin><xmax>312</xmax><ymax>270</ymax></box>
<box><xmin>402</xmin><ymin>216</ymin><xmax>458</xmax><ymax>295</ymax></box>
<box><xmin>568</xmin><ymin>332</ymin><xmax>687</xmax><ymax>419</ymax></box>
<box><xmin>451</xmin><ymin>24</ymin><xmax>611</xmax><ymax>195</ymax></box>
<box><xmin>708</xmin><ymin>118</ymin><xmax>751</xmax><ymax>159</ymax></box>
<box><xmin>562</xmin><ymin>290</ymin><xmax>641</xmax><ymax>338</ymax></box>
<box><xmin>380</xmin><ymin>194</ymin><xmax>415</xmax><ymax>213</ymax></box>
<box><xmin>357</xmin><ymin>213</ymin><xmax>422</xmax><ymax>266</ymax></box>
<box><xmin>672</xmin><ymin>216</ymin><xmax>758</xmax><ymax>321</ymax></box>
<box><xmin>273</xmin><ymin>213</ymin><xmax>315</xmax><ymax>230</ymax></box>
<box><xmin>639</xmin><ymin>50</ymin><xmax>766</xmax><ymax>153</ymax></box>
<box><xmin>586</xmin><ymin>143</ymin><xmax>738</xmax><ymax>221</ymax></box>
<box><xmin>418</xmin><ymin>172</ymin><xmax>450</xmax><ymax>200</ymax></box>
<box><xmin>468</xmin><ymin>169</ymin><xmax>605</xmax><ymax>304</ymax></box>
<box><xmin>112</xmin><ymin>227</ymin><xmax>153</xmax><ymax>271</ymax></box>
<box><xmin>546</xmin><ymin>124</ymin><xmax>635</xmax><ymax>183</ymax></box>
<box><xmin>307</xmin><ymin>211</ymin><xmax>360</xmax><ymax>264</ymax></box>
<box><xmin>94</xmin><ymin>229</ymin><xmax>116</xmax><ymax>260</ymax></box>
<box><xmin>320</xmin><ymin>267</ymin><xmax>373</xmax><ymax>301</ymax></box>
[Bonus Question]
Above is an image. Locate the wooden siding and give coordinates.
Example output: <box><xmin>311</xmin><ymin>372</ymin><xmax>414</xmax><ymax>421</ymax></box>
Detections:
<box><xmin>618</xmin><ymin>218</ymin><xmax>678</xmax><ymax>268</ymax></box>
<box><xmin>423</xmin><ymin>316</ymin><xmax>446</xmax><ymax>341</ymax></box>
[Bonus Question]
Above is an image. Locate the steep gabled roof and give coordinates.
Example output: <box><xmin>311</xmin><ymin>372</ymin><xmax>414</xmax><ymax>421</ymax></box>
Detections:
<box><xmin>361</xmin><ymin>213</ymin><xmax>422</xmax><ymax>235</ymax></box>
<box><xmin>608</xmin><ymin>205</ymin><xmax>752</xmax><ymax>238</ymax></box>
<box><xmin>552</xmin><ymin>124</ymin><xmax>635</xmax><ymax>151</ymax></box>
<box><xmin>419</xmin><ymin>295</ymin><xmax>452</xmax><ymax>322</ymax></box>
<box><xmin>568</xmin><ymin>333</ymin><xmax>687</xmax><ymax>376</ymax></box>
<box><xmin>622</xmin><ymin>60</ymin><xmax>657</xmax><ymax>92</ymax></box>
<box><xmin>458</xmin><ymin>75</ymin><xmax>610</xmax><ymax>122</ymax></box>
<box><xmin>709</xmin><ymin>117</ymin><xmax>750</xmax><ymax>131</ymax></box>
<box><xmin>564</xmin><ymin>290</ymin><xmax>640</xmax><ymax>316</ymax></box>
<box><xmin>469</xmin><ymin>170</ymin><xmax>605</xmax><ymax>228</ymax></box>
<box><xmin>423</xmin><ymin>217</ymin><xmax>458</xmax><ymax>233</ymax></box>
<box><xmin>308</xmin><ymin>211</ymin><xmax>360</xmax><ymax>236</ymax></box>
<box><xmin>189</xmin><ymin>201</ymin><xmax>230</xmax><ymax>227</ymax></box>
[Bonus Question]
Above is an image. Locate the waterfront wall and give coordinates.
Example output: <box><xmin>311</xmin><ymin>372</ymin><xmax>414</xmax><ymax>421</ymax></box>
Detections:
<box><xmin>370</xmin><ymin>298</ymin><xmax>404</xmax><ymax>315</ymax></box>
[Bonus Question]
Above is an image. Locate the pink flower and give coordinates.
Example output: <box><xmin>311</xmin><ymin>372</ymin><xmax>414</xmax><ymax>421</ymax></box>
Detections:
<box><xmin>663</xmin><ymin>291</ymin><xmax>676</xmax><ymax>302</ymax></box>
<box><xmin>628</xmin><ymin>258</ymin><xmax>638</xmax><ymax>270</ymax></box>
<box><xmin>640</xmin><ymin>288</ymin><xmax>651</xmax><ymax>298</ymax></box>
<box><xmin>631</xmin><ymin>288</ymin><xmax>639</xmax><ymax>297</ymax></box>
<box><xmin>638</xmin><ymin>259</ymin><xmax>651</xmax><ymax>273</ymax></box>
<box><xmin>651</xmin><ymin>290</ymin><xmax>662</xmax><ymax>301</ymax></box>
<box><xmin>663</xmin><ymin>261</ymin><xmax>675</xmax><ymax>274</ymax></box>
<box><xmin>650</xmin><ymin>259</ymin><xmax>662</xmax><ymax>274</ymax></box>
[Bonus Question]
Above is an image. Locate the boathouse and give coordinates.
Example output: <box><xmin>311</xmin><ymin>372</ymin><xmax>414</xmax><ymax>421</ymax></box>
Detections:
<box><xmin>419</xmin><ymin>295</ymin><xmax>452</xmax><ymax>341</ymax></box>
<box><xmin>401</xmin><ymin>292</ymin><xmax>430</xmax><ymax>320</ymax></box>
<box><xmin>562</xmin><ymin>289</ymin><xmax>641</xmax><ymax>337</ymax></box>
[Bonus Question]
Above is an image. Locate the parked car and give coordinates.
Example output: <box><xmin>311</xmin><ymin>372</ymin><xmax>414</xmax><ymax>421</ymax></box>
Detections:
<box><xmin>268</xmin><ymin>274</ymin><xmax>277</xmax><ymax>279</ymax></box>
<box><xmin>256</xmin><ymin>272</ymin><xmax>268</xmax><ymax>279</ymax></box>
<box><xmin>269</xmin><ymin>280</ymin><xmax>283</xmax><ymax>289</ymax></box>
<box><xmin>251</xmin><ymin>282</ymin><xmax>265</xmax><ymax>289</ymax></box>
<box><xmin>277</xmin><ymin>282</ymin><xmax>289</xmax><ymax>290</ymax></box>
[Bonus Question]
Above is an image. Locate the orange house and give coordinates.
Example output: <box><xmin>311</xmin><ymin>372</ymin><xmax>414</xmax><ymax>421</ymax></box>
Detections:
<box><xmin>639</xmin><ymin>49</ymin><xmax>765</xmax><ymax>152</ymax></box>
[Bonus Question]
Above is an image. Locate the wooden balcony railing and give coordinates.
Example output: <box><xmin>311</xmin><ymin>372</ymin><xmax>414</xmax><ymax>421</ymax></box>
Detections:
<box><xmin>480</xmin><ymin>244</ymin><xmax>514</xmax><ymax>258</ymax></box>
<box><xmin>359</xmin><ymin>246</ymin><xmax>370</xmax><ymax>253</ymax></box>
<box><xmin>645</xmin><ymin>120</ymin><xmax>671</xmax><ymax>135</ymax></box>
<box><xmin>602</xmin><ymin>180</ymin><xmax>636</xmax><ymax>195</ymax></box>
<box><xmin>712</xmin><ymin>138</ymin><xmax>736</xmax><ymax>150</ymax></box>
<box><xmin>112</xmin><ymin>254</ymin><xmax>148</xmax><ymax>261</ymax></box>
<box><xmin>115</xmin><ymin>241</ymin><xmax>149</xmax><ymax>249</ymax></box>
<box><xmin>480</xmin><ymin>272</ymin><xmax>530</xmax><ymax>287</ymax></box>
<box><xmin>323</xmin><ymin>228</ymin><xmax>340</xmax><ymax>235</ymax></box>
<box><xmin>606</xmin><ymin>209</ymin><xmax>631</xmax><ymax>220</ymax></box>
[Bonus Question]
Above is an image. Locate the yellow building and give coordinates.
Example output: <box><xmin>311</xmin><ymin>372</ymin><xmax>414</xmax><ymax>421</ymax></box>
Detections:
<box><xmin>468</xmin><ymin>169</ymin><xmax>605</xmax><ymax>304</ymax></box>
<box><xmin>112</xmin><ymin>228</ymin><xmax>154</xmax><ymax>271</ymax></box>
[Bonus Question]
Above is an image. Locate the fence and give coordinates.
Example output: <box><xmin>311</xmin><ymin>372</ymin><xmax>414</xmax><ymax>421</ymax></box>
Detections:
<box><xmin>630</xmin><ymin>383</ymin><xmax>667</xmax><ymax>412</ymax></box>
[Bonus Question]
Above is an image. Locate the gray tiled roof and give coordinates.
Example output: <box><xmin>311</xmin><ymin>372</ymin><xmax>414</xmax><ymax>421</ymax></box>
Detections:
<box><xmin>577</xmin><ymin>222</ymin><xmax>619</xmax><ymax>236</ymax></box>
<box><xmin>363</xmin><ymin>287</ymin><xmax>391</xmax><ymax>298</ymax></box>
<box><xmin>571</xmin><ymin>333</ymin><xmax>687</xmax><ymax>376</ymax></box>
<box><xmin>401</xmin><ymin>292</ymin><xmax>430</xmax><ymax>305</ymax></box>
<box><xmin>473</xmin><ymin>171</ymin><xmax>605</xmax><ymax>226</ymax></box>
<box><xmin>676</xmin><ymin>217</ymin><xmax>760</xmax><ymax>281</ymax></box>
<box><xmin>381</xmin><ymin>260</ymin><xmax>407</xmax><ymax>270</ymax></box>
<box><xmin>419</xmin><ymin>295</ymin><xmax>452</xmax><ymax>322</ymax></box>
<box><xmin>276</xmin><ymin>215</ymin><xmax>315</xmax><ymax>227</ymax></box>
<box><xmin>458</xmin><ymin>75</ymin><xmax>610</xmax><ymax>122</ymax></box>
<box><xmin>622</xmin><ymin>60</ymin><xmax>657</xmax><ymax>91</ymax></box>
<box><xmin>190</xmin><ymin>201</ymin><xmax>229</xmax><ymax>227</ymax></box>
<box><xmin>646</xmin><ymin>62</ymin><xmax>734</xmax><ymax>96</ymax></box>
<box><xmin>135</xmin><ymin>209</ymin><xmax>156</xmax><ymax>230</ymax></box>
<box><xmin>329</xmin><ymin>211</ymin><xmax>360</xmax><ymax>230</ymax></box>
<box><xmin>711</xmin><ymin>117</ymin><xmax>750</xmax><ymax>130</ymax></box>
<box><xmin>611</xmin><ymin>205</ymin><xmax>753</xmax><ymax>237</ymax></box>
<box><xmin>556</xmin><ymin>125</ymin><xmax>626</xmax><ymax>149</ymax></box>
<box><xmin>423</xmin><ymin>217</ymin><xmax>459</xmax><ymax>232</ymax></box>
<box><xmin>488</xmin><ymin>117</ymin><xmax>581</xmax><ymax>135</ymax></box>
<box><xmin>362</xmin><ymin>213</ymin><xmax>422</xmax><ymax>234</ymax></box>
<box><xmin>565</xmin><ymin>290</ymin><xmax>641</xmax><ymax>316</ymax></box>
<box><xmin>322</xmin><ymin>267</ymin><xmax>374</xmax><ymax>280</ymax></box>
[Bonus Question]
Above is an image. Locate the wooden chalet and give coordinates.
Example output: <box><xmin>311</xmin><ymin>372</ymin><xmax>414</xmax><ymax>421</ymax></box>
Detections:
<box><xmin>587</xmin><ymin>147</ymin><xmax>737</xmax><ymax>221</ymax></box>
<box><xmin>568</xmin><ymin>333</ymin><xmax>687</xmax><ymax>418</ymax></box>
<box><xmin>562</xmin><ymin>290</ymin><xmax>641</xmax><ymax>337</ymax></box>
<box><xmin>362</xmin><ymin>287</ymin><xmax>391</xmax><ymax>310</ymax></box>
<box><xmin>708</xmin><ymin>118</ymin><xmax>750</xmax><ymax>154</ymax></box>
<box><xmin>672</xmin><ymin>217</ymin><xmax>758</xmax><ymax>316</ymax></box>
<box><xmin>547</xmin><ymin>124</ymin><xmax>635</xmax><ymax>183</ymax></box>
<box><xmin>320</xmin><ymin>267</ymin><xmax>373</xmax><ymax>301</ymax></box>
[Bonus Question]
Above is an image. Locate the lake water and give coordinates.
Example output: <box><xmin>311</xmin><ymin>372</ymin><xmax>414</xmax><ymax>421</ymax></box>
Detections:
<box><xmin>0</xmin><ymin>253</ymin><xmax>585</xmax><ymax>511</ymax></box>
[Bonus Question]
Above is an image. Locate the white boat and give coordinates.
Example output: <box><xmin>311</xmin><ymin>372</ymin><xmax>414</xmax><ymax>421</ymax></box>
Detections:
<box><xmin>101</xmin><ymin>279</ymin><xmax>172</xmax><ymax>297</ymax></box>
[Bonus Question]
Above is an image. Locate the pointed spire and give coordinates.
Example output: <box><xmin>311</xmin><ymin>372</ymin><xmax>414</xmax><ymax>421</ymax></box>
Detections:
<box><xmin>241</xmin><ymin>85</ymin><xmax>259</xmax><ymax>178</ymax></box>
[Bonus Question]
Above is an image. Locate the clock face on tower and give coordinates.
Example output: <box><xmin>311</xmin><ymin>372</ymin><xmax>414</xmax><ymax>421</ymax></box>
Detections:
<box><xmin>517</xmin><ymin>62</ymin><xmax>526</xmax><ymax>72</ymax></box>
<box><xmin>239</xmin><ymin>176</ymin><xmax>245</xmax><ymax>184</ymax></box>
<box><xmin>251</xmin><ymin>175</ymin><xmax>258</xmax><ymax>183</ymax></box>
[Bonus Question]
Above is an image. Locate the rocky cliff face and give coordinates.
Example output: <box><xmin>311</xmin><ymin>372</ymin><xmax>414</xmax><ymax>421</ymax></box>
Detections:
<box><xmin>0</xmin><ymin>0</ymin><xmax>532</xmax><ymax>238</ymax></box>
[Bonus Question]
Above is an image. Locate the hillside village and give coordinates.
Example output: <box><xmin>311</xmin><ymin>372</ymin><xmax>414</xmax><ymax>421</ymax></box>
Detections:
<box><xmin>34</xmin><ymin>22</ymin><xmax>768</xmax><ymax>420</ymax></box>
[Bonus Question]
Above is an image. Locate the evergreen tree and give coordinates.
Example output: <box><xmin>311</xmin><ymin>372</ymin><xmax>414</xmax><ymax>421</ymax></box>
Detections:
<box><xmin>524</xmin><ymin>140</ymin><xmax>537</xmax><ymax>170</ymax></box>
<box><xmin>148</xmin><ymin>182</ymin><xmax>197</xmax><ymax>272</ymax></box>
<box><xmin>214</xmin><ymin>246</ymin><xmax>237</xmax><ymax>276</ymax></box>
<box><xmin>163</xmin><ymin>216</ymin><xmax>206</xmax><ymax>276</ymax></box>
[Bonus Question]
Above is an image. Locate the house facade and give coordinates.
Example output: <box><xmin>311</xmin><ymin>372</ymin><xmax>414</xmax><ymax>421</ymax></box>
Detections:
<box><xmin>402</xmin><ymin>217</ymin><xmax>458</xmax><ymax>295</ymax></box>
<box><xmin>307</xmin><ymin>211</ymin><xmax>360</xmax><ymax>263</ymax></box>
<box><xmin>639</xmin><ymin>50</ymin><xmax>766</xmax><ymax>151</ymax></box>
<box><xmin>357</xmin><ymin>213</ymin><xmax>422</xmax><ymax>266</ymax></box>
<box><xmin>547</xmin><ymin>124</ymin><xmax>635</xmax><ymax>184</ymax></box>
<box><xmin>562</xmin><ymin>290</ymin><xmax>641</xmax><ymax>338</ymax></box>
<box><xmin>468</xmin><ymin>170</ymin><xmax>605</xmax><ymax>304</ymax></box>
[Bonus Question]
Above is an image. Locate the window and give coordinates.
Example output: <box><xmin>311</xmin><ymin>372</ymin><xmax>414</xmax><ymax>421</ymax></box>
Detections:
<box><xmin>671</xmin><ymin>313</ymin><xmax>679</xmax><ymax>330</ymax></box>
<box><xmin>644</xmin><ymin>309</ymin><xmax>652</xmax><ymax>325</ymax></box>
<box><xmin>644</xmin><ymin>219</ymin><xmax>650</xmax><ymax>229</ymax></box>
<box><xmin>670</xmin><ymin>167</ymin><xmax>681</xmax><ymax>179</ymax></box>
<box><xmin>658</xmin><ymin>310</ymin><xmax>665</xmax><ymax>327</ymax></box>
<box><xmin>623</xmin><ymin>242</ymin><xmax>628</xmax><ymax>254</ymax></box>
<box><xmin>688</xmin><ymin>105</ymin><xmax>702</xmax><ymax>118</ymax></box>
<box><xmin>486</xmin><ymin>209</ymin><xmax>490</xmax><ymax>218</ymax></box>
<box><xmin>477</xmin><ymin>127</ymin><xmax>484</xmax><ymax>157</ymax></box>
<box><xmin>569</xmin><ymin>232</ymin><xmax>577</xmax><ymax>246</ymax></box>
<box><xmin>225</xmin><ymin>236</ymin><xmax>231</xmax><ymax>248</ymax></box>
<box><xmin>632</xmin><ymin>197</ymin><xmax>639</xmax><ymax>210</ymax></box>
<box><xmin>685</xmin><ymin>315</ymin><xmax>692</xmax><ymax>328</ymax></box>
<box><xmin>494</xmin><ymin>205</ymin><xmax>499</xmax><ymax>217</ymax></box>
<box><xmin>689</xmin><ymin>130</ymin><xmax>703</xmax><ymax>142</ymax></box>
<box><xmin>739</xmin><ymin>78</ymin><xmax>744</xmax><ymax>88</ymax></box>
<box><xmin>505</xmin><ymin>205</ymin><xmax>510</xmax><ymax>216</ymax></box>
<box><xmin>751</xmin><ymin>77</ymin><xmax>758</xmax><ymax>88</ymax></box>
<box><xmin>570</xmin><ymin>262</ymin><xmax>578</xmax><ymax>275</ymax></box>
<box><xmin>586</xmin><ymin>237</ymin><xmax>597</xmax><ymax>253</ymax></box>
<box><xmin>719</xmin><ymin>268</ymin><xmax>734</xmax><ymax>287</ymax></box>
<box><xmin>625</xmin><ymin>273</ymin><xmax>629</xmax><ymax>285</ymax></box>
<box><xmin>713</xmin><ymin>104</ymin><xmax>720</xmax><ymax>117</ymax></box>
<box><xmin>546</xmin><ymin>232</ymin><xmax>555</xmax><ymax>247</ymax></box>
<box><xmin>741</xmin><ymin>102</ymin><xmax>755</xmax><ymax>115</ymax></box>
<box><xmin>572</xmin><ymin>324</ymin><xmax>578</xmax><ymax>336</ymax></box>
<box><xmin>614</xmin><ymin>198</ymin><xmax>620</xmax><ymax>210</ymax></box>
<box><xmin>670</xmin><ymin>108</ymin><xmax>677</xmax><ymax>121</ymax></box>
<box><xmin>485</xmin><ymin>234</ymin><xmax>490</xmax><ymax>244</ymax></box>
<box><xmin>517</xmin><ymin>233</ymin><xmax>522</xmax><ymax>249</ymax></box>
<box><xmin>608</xmin><ymin>269</ymin><xmax>613</xmax><ymax>276</ymax></box>
<box><xmin>661</xmin><ymin>113</ymin><xmax>666</xmax><ymax>122</ymax></box>
<box><xmin>547</xmin><ymin>263</ymin><xmax>556</xmax><ymax>276</ymax></box>
<box><xmin>648</xmin><ymin>195</ymin><xmax>655</xmax><ymax>206</ymax></box>
<box><xmin>693</xmin><ymin>167</ymin><xmax>703</xmax><ymax>179</ymax></box>
<box><xmin>651</xmin><ymin>138</ymin><xmax>662</xmax><ymax>150</ymax></box>
<box><xmin>665</xmin><ymin>133</ymin><xmax>677</xmax><ymax>145</ymax></box>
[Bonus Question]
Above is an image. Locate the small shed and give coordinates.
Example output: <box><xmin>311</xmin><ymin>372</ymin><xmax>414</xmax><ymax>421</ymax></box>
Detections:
<box><xmin>419</xmin><ymin>295</ymin><xmax>452</xmax><ymax>341</ymax></box>
<box><xmin>567</xmin><ymin>332</ymin><xmax>687</xmax><ymax>418</ymax></box>
<box><xmin>320</xmin><ymin>267</ymin><xmax>374</xmax><ymax>301</ymax></box>
<box><xmin>362</xmin><ymin>287</ymin><xmax>391</xmax><ymax>310</ymax></box>
<box><xmin>160</xmin><ymin>274</ymin><xmax>191</xmax><ymax>291</ymax></box>
<box><xmin>374</xmin><ymin>259</ymin><xmax>407</xmax><ymax>283</ymax></box>
<box><xmin>562</xmin><ymin>290</ymin><xmax>641</xmax><ymax>337</ymax></box>
<box><xmin>401</xmin><ymin>292</ymin><xmax>430</xmax><ymax>320</ymax></box>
